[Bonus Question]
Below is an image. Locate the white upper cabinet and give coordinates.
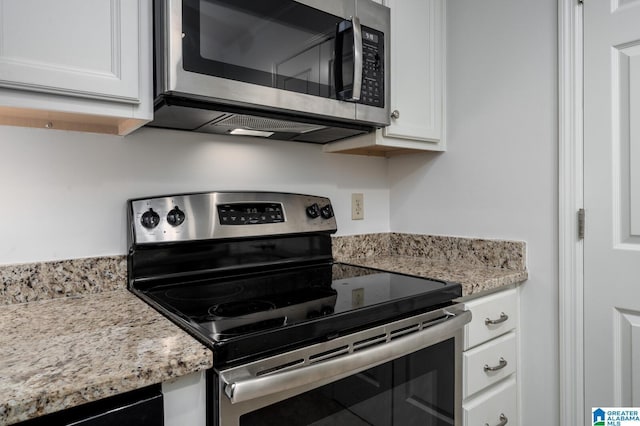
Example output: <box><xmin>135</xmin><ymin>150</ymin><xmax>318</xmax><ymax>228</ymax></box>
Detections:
<box><xmin>0</xmin><ymin>0</ymin><xmax>152</xmax><ymax>135</ymax></box>
<box><xmin>324</xmin><ymin>0</ymin><xmax>446</xmax><ymax>156</ymax></box>
<box><xmin>0</xmin><ymin>0</ymin><xmax>139</xmax><ymax>102</ymax></box>
<box><xmin>385</xmin><ymin>0</ymin><xmax>443</xmax><ymax>144</ymax></box>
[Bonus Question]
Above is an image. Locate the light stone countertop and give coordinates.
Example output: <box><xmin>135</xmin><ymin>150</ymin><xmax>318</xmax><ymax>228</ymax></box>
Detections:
<box><xmin>0</xmin><ymin>289</ymin><xmax>213</xmax><ymax>425</ymax></box>
<box><xmin>332</xmin><ymin>233</ymin><xmax>528</xmax><ymax>297</ymax></box>
<box><xmin>338</xmin><ymin>255</ymin><xmax>528</xmax><ymax>297</ymax></box>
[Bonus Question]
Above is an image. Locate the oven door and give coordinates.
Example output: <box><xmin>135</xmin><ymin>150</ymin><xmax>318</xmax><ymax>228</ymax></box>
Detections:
<box><xmin>216</xmin><ymin>304</ymin><xmax>471</xmax><ymax>426</ymax></box>
<box><xmin>157</xmin><ymin>0</ymin><xmax>390</xmax><ymax>127</ymax></box>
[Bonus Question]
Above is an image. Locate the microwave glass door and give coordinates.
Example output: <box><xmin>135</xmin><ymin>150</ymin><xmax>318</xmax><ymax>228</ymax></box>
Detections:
<box><xmin>182</xmin><ymin>0</ymin><xmax>347</xmax><ymax>99</ymax></box>
<box><xmin>237</xmin><ymin>339</ymin><xmax>455</xmax><ymax>426</ymax></box>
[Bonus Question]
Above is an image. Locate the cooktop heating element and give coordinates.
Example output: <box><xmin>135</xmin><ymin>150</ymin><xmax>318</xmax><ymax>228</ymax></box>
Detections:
<box><xmin>127</xmin><ymin>192</ymin><xmax>462</xmax><ymax>367</ymax></box>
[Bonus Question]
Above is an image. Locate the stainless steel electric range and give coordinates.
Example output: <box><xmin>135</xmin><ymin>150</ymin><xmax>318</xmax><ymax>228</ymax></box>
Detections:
<box><xmin>127</xmin><ymin>191</ymin><xmax>471</xmax><ymax>426</ymax></box>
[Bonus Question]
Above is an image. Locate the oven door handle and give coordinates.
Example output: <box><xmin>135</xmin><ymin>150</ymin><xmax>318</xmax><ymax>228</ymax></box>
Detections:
<box><xmin>221</xmin><ymin>306</ymin><xmax>471</xmax><ymax>404</ymax></box>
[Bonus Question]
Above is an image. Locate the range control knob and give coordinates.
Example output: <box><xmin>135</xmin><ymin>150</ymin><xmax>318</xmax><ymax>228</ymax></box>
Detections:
<box><xmin>140</xmin><ymin>209</ymin><xmax>160</xmax><ymax>229</ymax></box>
<box><xmin>320</xmin><ymin>204</ymin><xmax>334</xmax><ymax>219</ymax></box>
<box><xmin>167</xmin><ymin>207</ymin><xmax>185</xmax><ymax>227</ymax></box>
<box><xmin>306</xmin><ymin>203</ymin><xmax>320</xmax><ymax>219</ymax></box>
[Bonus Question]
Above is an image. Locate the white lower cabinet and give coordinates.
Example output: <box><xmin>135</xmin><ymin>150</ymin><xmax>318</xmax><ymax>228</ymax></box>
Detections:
<box><xmin>464</xmin><ymin>289</ymin><xmax>518</xmax><ymax>349</ymax></box>
<box><xmin>463</xmin><ymin>331</ymin><xmax>517</xmax><ymax>399</ymax></box>
<box><xmin>462</xmin><ymin>288</ymin><xmax>518</xmax><ymax>426</ymax></box>
<box><xmin>463</xmin><ymin>377</ymin><xmax>517</xmax><ymax>426</ymax></box>
<box><xmin>162</xmin><ymin>371</ymin><xmax>207</xmax><ymax>426</ymax></box>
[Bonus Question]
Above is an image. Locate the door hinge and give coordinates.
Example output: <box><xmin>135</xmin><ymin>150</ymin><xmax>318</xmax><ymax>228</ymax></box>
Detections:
<box><xmin>578</xmin><ymin>208</ymin><xmax>585</xmax><ymax>239</ymax></box>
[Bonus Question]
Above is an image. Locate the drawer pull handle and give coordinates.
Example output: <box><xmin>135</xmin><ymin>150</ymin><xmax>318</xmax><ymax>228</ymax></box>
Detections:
<box><xmin>485</xmin><ymin>413</ymin><xmax>508</xmax><ymax>426</ymax></box>
<box><xmin>485</xmin><ymin>312</ymin><xmax>508</xmax><ymax>326</ymax></box>
<box><xmin>484</xmin><ymin>357</ymin><xmax>508</xmax><ymax>372</ymax></box>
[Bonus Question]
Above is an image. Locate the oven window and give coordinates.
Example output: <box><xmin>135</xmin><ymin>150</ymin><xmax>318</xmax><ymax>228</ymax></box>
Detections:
<box><xmin>182</xmin><ymin>0</ymin><xmax>342</xmax><ymax>98</ymax></box>
<box><xmin>239</xmin><ymin>339</ymin><xmax>455</xmax><ymax>425</ymax></box>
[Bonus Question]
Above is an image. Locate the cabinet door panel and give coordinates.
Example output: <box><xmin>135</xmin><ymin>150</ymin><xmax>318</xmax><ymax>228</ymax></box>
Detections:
<box><xmin>0</xmin><ymin>0</ymin><xmax>140</xmax><ymax>103</ymax></box>
<box><xmin>384</xmin><ymin>0</ymin><xmax>443</xmax><ymax>142</ymax></box>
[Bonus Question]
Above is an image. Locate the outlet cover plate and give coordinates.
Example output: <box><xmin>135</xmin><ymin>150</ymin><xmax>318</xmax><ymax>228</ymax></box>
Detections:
<box><xmin>352</xmin><ymin>193</ymin><xmax>364</xmax><ymax>220</ymax></box>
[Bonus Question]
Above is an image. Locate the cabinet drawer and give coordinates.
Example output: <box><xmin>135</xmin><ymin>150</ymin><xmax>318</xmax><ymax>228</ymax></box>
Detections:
<box><xmin>463</xmin><ymin>331</ymin><xmax>516</xmax><ymax>398</ymax></box>
<box><xmin>463</xmin><ymin>376</ymin><xmax>517</xmax><ymax>426</ymax></box>
<box><xmin>464</xmin><ymin>288</ymin><xmax>518</xmax><ymax>350</ymax></box>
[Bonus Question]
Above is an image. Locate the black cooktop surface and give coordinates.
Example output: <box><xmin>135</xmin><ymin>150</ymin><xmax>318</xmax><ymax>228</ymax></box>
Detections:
<box><xmin>138</xmin><ymin>262</ymin><xmax>461</xmax><ymax>367</ymax></box>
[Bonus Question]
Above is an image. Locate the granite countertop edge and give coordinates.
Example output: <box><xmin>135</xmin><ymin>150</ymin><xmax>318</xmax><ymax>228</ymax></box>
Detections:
<box><xmin>0</xmin><ymin>289</ymin><xmax>213</xmax><ymax>426</ymax></box>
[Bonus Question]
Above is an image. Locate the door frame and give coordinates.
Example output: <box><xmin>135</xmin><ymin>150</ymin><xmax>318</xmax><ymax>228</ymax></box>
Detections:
<box><xmin>558</xmin><ymin>0</ymin><xmax>584</xmax><ymax>425</ymax></box>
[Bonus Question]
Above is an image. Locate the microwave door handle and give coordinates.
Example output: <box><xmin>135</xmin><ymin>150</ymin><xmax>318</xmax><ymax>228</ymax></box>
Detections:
<box><xmin>334</xmin><ymin>16</ymin><xmax>363</xmax><ymax>102</ymax></box>
<box><xmin>350</xmin><ymin>16</ymin><xmax>363</xmax><ymax>101</ymax></box>
<box><xmin>221</xmin><ymin>306</ymin><xmax>472</xmax><ymax>404</ymax></box>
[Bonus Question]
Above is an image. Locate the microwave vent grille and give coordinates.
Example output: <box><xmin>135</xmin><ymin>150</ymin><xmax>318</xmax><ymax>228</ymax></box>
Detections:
<box><xmin>213</xmin><ymin>114</ymin><xmax>325</xmax><ymax>134</ymax></box>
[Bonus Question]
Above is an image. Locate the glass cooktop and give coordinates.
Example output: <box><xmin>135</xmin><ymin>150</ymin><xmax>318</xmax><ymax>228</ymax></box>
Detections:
<box><xmin>140</xmin><ymin>263</ymin><xmax>461</xmax><ymax>366</ymax></box>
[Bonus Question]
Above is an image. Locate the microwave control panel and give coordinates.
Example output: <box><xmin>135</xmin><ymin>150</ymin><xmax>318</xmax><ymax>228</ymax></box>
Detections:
<box><xmin>361</xmin><ymin>26</ymin><xmax>385</xmax><ymax>108</ymax></box>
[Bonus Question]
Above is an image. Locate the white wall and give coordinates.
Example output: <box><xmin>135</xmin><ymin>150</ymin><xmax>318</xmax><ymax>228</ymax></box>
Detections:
<box><xmin>0</xmin><ymin>126</ymin><xmax>390</xmax><ymax>265</ymax></box>
<box><xmin>388</xmin><ymin>0</ymin><xmax>558</xmax><ymax>424</ymax></box>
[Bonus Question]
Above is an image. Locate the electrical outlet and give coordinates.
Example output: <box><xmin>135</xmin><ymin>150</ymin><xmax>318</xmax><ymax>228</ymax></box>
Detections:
<box><xmin>352</xmin><ymin>193</ymin><xmax>364</xmax><ymax>220</ymax></box>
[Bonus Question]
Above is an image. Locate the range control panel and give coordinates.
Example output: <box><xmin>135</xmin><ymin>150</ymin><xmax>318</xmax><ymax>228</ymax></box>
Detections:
<box><xmin>217</xmin><ymin>203</ymin><xmax>285</xmax><ymax>225</ymax></box>
<box><xmin>129</xmin><ymin>192</ymin><xmax>337</xmax><ymax>245</ymax></box>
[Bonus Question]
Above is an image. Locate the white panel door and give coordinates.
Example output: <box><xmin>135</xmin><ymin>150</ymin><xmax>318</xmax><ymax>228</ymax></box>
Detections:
<box><xmin>0</xmin><ymin>0</ymin><xmax>140</xmax><ymax>103</ymax></box>
<box><xmin>584</xmin><ymin>0</ymin><xmax>640</xmax><ymax>414</ymax></box>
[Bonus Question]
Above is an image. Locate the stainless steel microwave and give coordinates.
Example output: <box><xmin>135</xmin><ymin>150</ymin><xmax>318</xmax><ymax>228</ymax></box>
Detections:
<box><xmin>149</xmin><ymin>0</ymin><xmax>390</xmax><ymax>143</ymax></box>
